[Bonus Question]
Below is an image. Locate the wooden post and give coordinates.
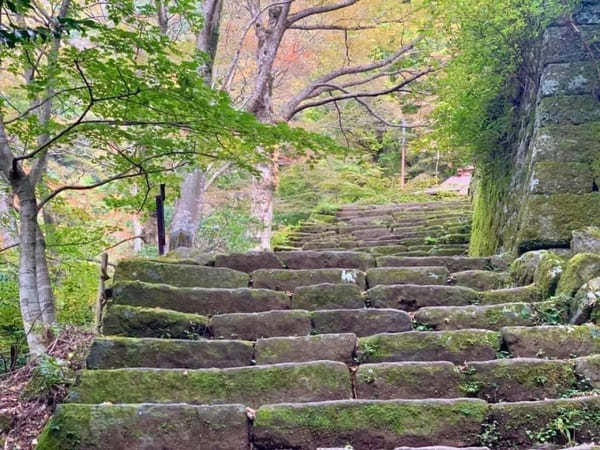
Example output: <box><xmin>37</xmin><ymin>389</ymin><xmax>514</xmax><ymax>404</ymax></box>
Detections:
<box><xmin>156</xmin><ymin>193</ymin><xmax>166</xmax><ymax>256</ymax></box>
<box><xmin>400</xmin><ymin>120</ymin><xmax>407</xmax><ymax>190</ymax></box>
<box><xmin>95</xmin><ymin>253</ymin><xmax>109</xmax><ymax>334</ymax></box>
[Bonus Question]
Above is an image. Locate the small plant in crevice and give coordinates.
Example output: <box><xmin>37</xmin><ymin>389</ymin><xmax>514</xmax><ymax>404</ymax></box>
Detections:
<box><xmin>496</xmin><ymin>350</ymin><xmax>512</xmax><ymax>359</ymax></box>
<box><xmin>478</xmin><ymin>421</ymin><xmax>501</xmax><ymax>447</ymax></box>
<box><xmin>527</xmin><ymin>407</ymin><xmax>600</xmax><ymax>445</ymax></box>
<box><xmin>357</xmin><ymin>342</ymin><xmax>379</xmax><ymax>363</ymax></box>
<box><xmin>412</xmin><ymin>320</ymin><xmax>434</xmax><ymax>331</ymax></box>
<box><xmin>20</xmin><ymin>355</ymin><xmax>75</xmax><ymax>404</ymax></box>
<box><xmin>424</xmin><ymin>236</ymin><xmax>439</xmax><ymax>245</ymax></box>
<box><xmin>534</xmin><ymin>295</ymin><xmax>570</xmax><ymax>326</ymax></box>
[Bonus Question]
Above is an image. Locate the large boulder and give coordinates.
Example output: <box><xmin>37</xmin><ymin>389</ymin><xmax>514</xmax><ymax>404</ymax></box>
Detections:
<box><xmin>556</xmin><ymin>253</ymin><xmax>600</xmax><ymax>297</ymax></box>
<box><xmin>510</xmin><ymin>251</ymin><xmax>546</xmax><ymax>285</ymax></box>
<box><xmin>533</xmin><ymin>251</ymin><xmax>566</xmax><ymax>298</ymax></box>
<box><xmin>572</xmin><ymin>226</ymin><xmax>600</xmax><ymax>254</ymax></box>
<box><xmin>569</xmin><ymin>277</ymin><xmax>600</xmax><ymax>325</ymax></box>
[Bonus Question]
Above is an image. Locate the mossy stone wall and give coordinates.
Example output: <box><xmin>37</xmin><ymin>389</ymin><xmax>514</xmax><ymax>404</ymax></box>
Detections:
<box><xmin>471</xmin><ymin>0</ymin><xmax>600</xmax><ymax>256</ymax></box>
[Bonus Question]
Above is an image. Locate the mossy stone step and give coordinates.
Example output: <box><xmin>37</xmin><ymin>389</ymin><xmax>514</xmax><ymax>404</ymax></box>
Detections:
<box><xmin>292</xmin><ymin>283</ymin><xmax>365</xmax><ymax>310</ymax></box>
<box><xmin>355</xmin><ymin>362</ymin><xmax>464</xmax><ymax>400</ymax></box>
<box><xmin>210</xmin><ymin>310</ymin><xmax>312</xmax><ymax>340</ymax></box>
<box><xmin>366</xmin><ymin>267</ymin><xmax>450</xmax><ymax>287</ymax></box>
<box><xmin>255</xmin><ymin>333</ymin><xmax>357</xmax><ymax>365</ymax></box>
<box><xmin>479</xmin><ymin>285</ymin><xmax>542</xmax><ymax>305</ymax></box>
<box><xmin>252</xmin><ymin>269</ymin><xmax>367</xmax><ymax>291</ymax></box>
<box><xmin>311</xmin><ymin>309</ymin><xmax>411</xmax><ymax>337</ymax></box>
<box><xmin>37</xmin><ymin>403</ymin><xmax>250</xmax><ymax>450</ymax></box>
<box><xmin>355</xmin><ymin>245</ymin><xmax>409</xmax><ymax>255</ymax></box>
<box><xmin>413</xmin><ymin>302</ymin><xmax>542</xmax><ymax>331</ymax></box>
<box><xmin>366</xmin><ymin>284</ymin><xmax>480</xmax><ymax>311</ymax></box>
<box><xmin>358</xmin><ymin>330</ymin><xmax>501</xmax><ymax>364</ymax></box>
<box><xmin>356</xmin><ymin>358</ymin><xmax>578</xmax><ymax>403</ymax></box>
<box><xmin>502</xmin><ymin>325</ymin><xmax>600</xmax><ymax>359</ymax></box>
<box><xmin>86</xmin><ymin>337</ymin><xmax>254</xmax><ymax>369</ymax></box>
<box><xmin>101</xmin><ymin>304</ymin><xmax>209</xmax><ymax>339</ymax></box>
<box><xmin>489</xmin><ymin>396</ymin><xmax>600</xmax><ymax>449</ymax></box>
<box><xmin>277</xmin><ymin>251</ymin><xmax>375</xmax><ymax>271</ymax></box>
<box><xmin>214</xmin><ymin>251</ymin><xmax>284</xmax><ymax>273</ymax></box>
<box><xmin>68</xmin><ymin>361</ymin><xmax>352</xmax><ymax>408</ymax></box>
<box><xmin>376</xmin><ymin>256</ymin><xmax>491</xmax><ymax>273</ymax></box>
<box><xmin>113</xmin><ymin>281</ymin><xmax>290</xmax><ymax>315</ymax></box>
<box><xmin>115</xmin><ymin>259</ymin><xmax>249</xmax><ymax>288</ymax></box>
<box><xmin>449</xmin><ymin>270</ymin><xmax>511</xmax><ymax>291</ymax></box>
<box><xmin>252</xmin><ymin>399</ymin><xmax>488</xmax><ymax>450</ymax></box>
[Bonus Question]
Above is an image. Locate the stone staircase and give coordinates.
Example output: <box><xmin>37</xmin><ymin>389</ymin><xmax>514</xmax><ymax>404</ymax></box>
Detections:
<box><xmin>38</xmin><ymin>201</ymin><xmax>600</xmax><ymax>450</ymax></box>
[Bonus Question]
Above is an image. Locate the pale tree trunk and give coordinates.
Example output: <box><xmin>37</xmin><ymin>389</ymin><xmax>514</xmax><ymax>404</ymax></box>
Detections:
<box><xmin>0</xmin><ymin>189</ymin><xmax>18</xmax><ymax>247</ymax></box>
<box><xmin>244</xmin><ymin>3</ymin><xmax>291</xmax><ymax>250</ymax></box>
<box><xmin>132</xmin><ymin>216</ymin><xmax>144</xmax><ymax>253</ymax></box>
<box><xmin>169</xmin><ymin>0</ymin><xmax>226</xmax><ymax>250</ymax></box>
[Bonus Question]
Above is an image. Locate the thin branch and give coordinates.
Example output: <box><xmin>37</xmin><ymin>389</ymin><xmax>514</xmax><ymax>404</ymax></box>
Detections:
<box><xmin>289</xmin><ymin>19</ymin><xmax>405</xmax><ymax>31</ymax></box>
<box><xmin>103</xmin><ymin>234</ymin><xmax>147</xmax><ymax>252</ymax></box>
<box><xmin>288</xmin><ymin>67</ymin><xmax>434</xmax><ymax>118</ymax></box>
<box><xmin>287</xmin><ymin>0</ymin><xmax>358</xmax><ymax>25</ymax></box>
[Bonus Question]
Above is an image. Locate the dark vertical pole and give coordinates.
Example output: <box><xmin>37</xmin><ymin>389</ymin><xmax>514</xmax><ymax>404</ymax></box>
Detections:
<box><xmin>160</xmin><ymin>183</ymin><xmax>166</xmax><ymax>201</ymax></box>
<box><xmin>156</xmin><ymin>194</ymin><xmax>166</xmax><ymax>256</ymax></box>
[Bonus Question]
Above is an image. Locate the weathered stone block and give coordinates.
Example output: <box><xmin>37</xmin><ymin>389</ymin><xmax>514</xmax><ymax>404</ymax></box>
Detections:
<box><xmin>570</xmin><ymin>277</ymin><xmax>600</xmax><ymax>324</ymax></box>
<box><xmin>115</xmin><ymin>259</ymin><xmax>249</xmax><ymax>288</ymax></box>
<box><xmin>255</xmin><ymin>333</ymin><xmax>357</xmax><ymax>365</ymax></box>
<box><xmin>510</xmin><ymin>251</ymin><xmax>546</xmax><ymax>285</ymax></box>
<box><xmin>292</xmin><ymin>283</ymin><xmax>365</xmax><ymax>310</ymax></box>
<box><xmin>311</xmin><ymin>309</ymin><xmax>411</xmax><ymax>337</ymax></box>
<box><xmin>68</xmin><ymin>361</ymin><xmax>352</xmax><ymax>407</ymax></box>
<box><xmin>414</xmin><ymin>303</ymin><xmax>537</xmax><ymax>331</ymax></box>
<box><xmin>534</xmin><ymin>251</ymin><xmax>567</xmax><ymax>298</ymax></box>
<box><xmin>530</xmin><ymin>161</ymin><xmax>595</xmax><ymax>195</ymax></box>
<box><xmin>366</xmin><ymin>267</ymin><xmax>449</xmax><ymax>288</ymax></box>
<box><xmin>489</xmin><ymin>397</ymin><xmax>600</xmax><ymax>448</ymax></box>
<box><xmin>101</xmin><ymin>305</ymin><xmax>209</xmax><ymax>339</ymax></box>
<box><xmin>366</xmin><ymin>284</ymin><xmax>480</xmax><ymax>310</ymax></box>
<box><xmin>355</xmin><ymin>362</ymin><xmax>463</xmax><ymax>400</ymax></box>
<box><xmin>542</xmin><ymin>25</ymin><xmax>600</xmax><ymax>65</ymax></box>
<box><xmin>87</xmin><ymin>337</ymin><xmax>253</xmax><ymax>369</ymax></box>
<box><xmin>517</xmin><ymin>193</ymin><xmax>600</xmax><ymax>252</ymax></box>
<box><xmin>252</xmin><ymin>268</ymin><xmax>366</xmax><ymax>291</ymax></box>
<box><xmin>540</xmin><ymin>62</ymin><xmax>599</xmax><ymax>98</ymax></box>
<box><xmin>164</xmin><ymin>248</ymin><xmax>215</xmax><ymax>265</ymax></box>
<box><xmin>252</xmin><ymin>399</ymin><xmax>489</xmax><ymax>449</ymax></box>
<box><xmin>214</xmin><ymin>251</ymin><xmax>283</xmax><ymax>273</ymax></box>
<box><xmin>449</xmin><ymin>270</ymin><xmax>510</xmax><ymax>291</ymax></box>
<box><xmin>464</xmin><ymin>358</ymin><xmax>576</xmax><ymax>402</ymax></box>
<box><xmin>573</xmin><ymin>226</ymin><xmax>600</xmax><ymax>254</ymax></box>
<box><xmin>277</xmin><ymin>250</ymin><xmax>376</xmax><ymax>271</ymax></box>
<box><xmin>532</xmin><ymin>122</ymin><xmax>600</xmax><ymax>165</ymax></box>
<box><xmin>36</xmin><ymin>403</ymin><xmax>250</xmax><ymax>450</ymax></box>
<box><xmin>113</xmin><ymin>281</ymin><xmax>290</xmax><ymax>315</ymax></box>
<box><xmin>502</xmin><ymin>325</ymin><xmax>600</xmax><ymax>358</ymax></box>
<box><xmin>209</xmin><ymin>310</ymin><xmax>311</xmax><ymax>340</ymax></box>
<box><xmin>358</xmin><ymin>330</ymin><xmax>501</xmax><ymax>364</ymax></box>
<box><xmin>376</xmin><ymin>256</ymin><xmax>491</xmax><ymax>273</ymax></box>
<box><xmin>479</xmin><ymin>285</ymin><xmax>542</xmax><ymax>305</ymax></box>
<box><xmin>575</xmin><ymin>355</ymin><xmax>600</xmax><ymax>388</ymax></box>
<box><xmin>538</xmin><ymin>94</ymin><xmax>600</xmax><ymax>127</ymax></box>
<box><xmin>557</xmin><ymin>253</ymin><xmax>600</xmax><ymax>297</ymax></box>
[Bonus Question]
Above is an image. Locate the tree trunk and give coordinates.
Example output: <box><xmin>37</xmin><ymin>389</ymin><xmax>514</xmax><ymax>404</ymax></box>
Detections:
<box><xmin>15</xmin><ymin>182</ymin><xmax>47</xmax><ymax>355</ymax></box>
<box><xmin>0</xmin><ymin>189</ymin><xmax>18</xmax><ymax>247</ymax></box>
<box><xmin>250</xmin><ymin>157</ymin><xmax>278</xmax><ymax>250</ymax></box>
<box><xmin>169</xmin><ymin>169</ymin><xmax>207</xmax><ymax>250</ymax></box>
<box><xmin>35</xmin><ymin>223</ymin><xmax>55</xmax><ymax>325</ymax></box>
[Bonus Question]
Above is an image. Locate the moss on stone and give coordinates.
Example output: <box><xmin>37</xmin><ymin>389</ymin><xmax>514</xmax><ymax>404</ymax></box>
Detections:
<box><xmin>534</xmin><ymin>251</ymin><xmax>567</xmax><ymax>299</ymax></box>
<box><xmin>557</xmin><ymin>253</ymin><xmax>600</xmax><ymax>297</ymax></box>
<box><xmin>479</xmin><ymin>285</ymin><xmax>542</xmax><ymax>305</ymax></box>
<box><xmin>68</xmin><ymin>361</ymin><xmax>351</xmax><ymax>407</ymax></box>
<box><xmin>102</xmin><ymin>305</ymin><xmax>209</xmax><ymax>339</ymax></box>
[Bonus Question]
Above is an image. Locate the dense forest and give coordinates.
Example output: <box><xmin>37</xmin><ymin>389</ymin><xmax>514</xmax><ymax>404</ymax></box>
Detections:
<box><xmin>0</xmin><ymin>0</ymin><xmax>584</xmax><ymax>437</ymax></box>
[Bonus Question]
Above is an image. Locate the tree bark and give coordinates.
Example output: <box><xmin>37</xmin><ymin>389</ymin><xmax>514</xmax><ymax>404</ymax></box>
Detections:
<box><xmin>168</xmin><ymin>0</ymin><xmax>225</xmax><ymax>250</ymax></box>
<box><xmin>0</xmin><ymin>189</ymin><xmax>18</xmax><ymax>247</ymax></box>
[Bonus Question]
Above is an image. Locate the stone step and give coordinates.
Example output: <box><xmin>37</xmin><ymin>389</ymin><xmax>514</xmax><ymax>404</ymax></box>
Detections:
<box><xmin>376</xmin><ymin>256</ymin><xmax>492</xmax><ymax>272</ymax></box>
<box><xmin>292</xmin><ymin>283</ymin><xmax>365</xmax><ymax>310</ymax></box>
<box><xmin>501</xmin><ymin>325</ymin><xmax>600</xmax><ymax>359</ymax></box>
<box><xmin>479</xmin><ymin>285</ymin><xmax>542</xmax><ymax>305</ymax></box>
<box><xmin>68</xmin><ymin>361</ymin><xmax>352</xmax><ymax>408</ymax></box>
<box><xmin>252</xmin><ymin>399</ymin><xmax>488</xmax><ymax>449</ymax></box>
<box><xmin>112</xmin><ymin>281</ymin><xmax>291</xmax><ymax>315</ymax></box>
<box><xmin>86</xmin><ymin>337</ymin><xmax>254</xmax><ymax>369</ymax></box>
<box><xmin>366</xmin><ymin>284</ymin><xmax>481</xmax><ymax>311</ymax></box>
<box><xmin>251</xmin><ymin>268</ymin><xmax>367</xmax><ymax>291</ymax></box>
<box><xmin>449</xmin><ymin>270</ymin><xmax>511</xmax><ymax>291</ymax></box>
<box><xmin>37</xmin><ymin>403</ymin><xmax>251</xmax><ymax>449</ymax></box>
<box><xmin>366</xmin><ymin>267</ymin><xmax>450</xmax><ymax>287</ymax></box>
<box><xmin>413</xmin><ymin>302</ymin><xmax>545</xmax><ymax>331</ymax></box>
<box><xmin>101</xmin><ymin>304</ymin><xmax>210</xmax><ymax>339</ymax></box>
<box><xmin>488</xmin><ymin>396</ymin><xmax>600</xmax><ymax>449</ymax></box>
<box><xmin>214</xmin><ymin>251</ymin><xmax>284</xmax><ymax>273</ymax></box>
<box><xmin>115</xmin><ymin>259</ymin><xmax>249</xmax><ymax>288</ymax></box>
<box><xmin>277</xmin><ymin>251</ymin><xmax>376</xmax><ymax>270</ymax></box>
<box><xmin>355</xmin><ymin>358</ymin><xmax>579</xmax><ymax>402</ymax></box>
<box><xmin>255</xmin><ymin>333</ymin><xmax>357</xmax><ymax>365</ymax></box>
<box><xmin>358</xmin><ymin>330</ymin><xmax>501</xmax><ymax>364</ymax></box>
<box><xmin>311</xmin><ymin>309</ymin><xmax>412</xmax><ymax>337</ymax></box>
